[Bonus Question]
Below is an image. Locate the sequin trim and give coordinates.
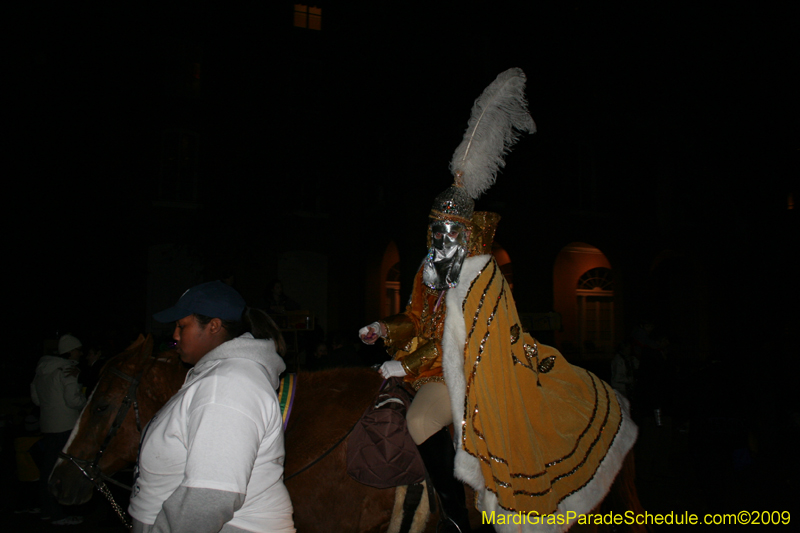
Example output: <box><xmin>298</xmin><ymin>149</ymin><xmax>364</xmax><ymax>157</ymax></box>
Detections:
<box><xmin>472</xmin><ymin>368</ymin><xmax>599</xmax><ymax>477</ymax></box>
<box><xmin>461</xmin><ymin>259</ymin><xmax>500</xmax><ymax>449</ymax></box>
<box><xmin>458</xmin><ymin>259</ymin><xmax>624</xmax><ymax>514</ymax></box>
<box><xmin>466</xmin><ymin>369</ymin><xmax>617</xmax><ymax>498</ymax></box>
<box><xmin>538</xmin><ymin>355</ymin><xmax>556</xmax><ymax>373</ymax></box>
<box><xmin>494</xmin><ymin>378</ymin><xmax>625</xmax><ymax>514</ymax></box>
<box><xmin>542</xmin><ymin>370</ymin><xmax>602</xmax><ymax>468</ymax></box>
<box><xmin>493</xmin><ymin>476</ymin><xmax>511</xmax><ymax>489</ymax></box>
<box><xmin>545</xmin><ymin>376</ymin><xmax>612</xmax><ymax>484</ymax></box>
<box><xmin>462</xmin><ymin>257</ymin><xmax>493</xmax><ymax>313</ymax></box>
<box><xmin>411</xmin><ymin>376</ymin><xmax>445</xmax><ymax>391</ymax></box>
<box><xmin>512</xmin><ymin>341</ymin><xmax>538</xmax><ymax>370</ymax></box>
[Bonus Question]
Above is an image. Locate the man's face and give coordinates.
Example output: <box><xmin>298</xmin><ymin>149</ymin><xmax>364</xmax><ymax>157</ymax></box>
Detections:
<box><xmin>173</xmin><ymin>315</ymin><xmax>219</xmax><ymax>365</ymax></box>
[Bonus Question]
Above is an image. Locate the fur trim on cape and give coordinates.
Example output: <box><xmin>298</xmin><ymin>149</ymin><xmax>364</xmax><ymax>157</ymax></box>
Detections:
<box><xmin>441</xmin><ymin>255</ymin><xmax>638</xmax><ymax>532</ymax></box>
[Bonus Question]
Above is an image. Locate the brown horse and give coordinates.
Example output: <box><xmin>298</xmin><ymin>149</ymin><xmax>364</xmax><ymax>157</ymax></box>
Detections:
<box><xmin>50</xmin><ymin>335</ymin><xmax>438</xmax><ymax>533</ymax></box>
<box><xmin>50</xmin><ymin>335</ymin><xmax>188</xmax><ymax>506</ymax></box>
<box><xmin>50</xmin><ymin>335</ymin><xmax>644</xmax><ymax>533</ymax></box>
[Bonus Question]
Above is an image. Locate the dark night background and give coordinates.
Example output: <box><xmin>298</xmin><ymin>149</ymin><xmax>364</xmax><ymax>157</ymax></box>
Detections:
<box><xmin>5</xmin><ymin>0</ymin><xmax>799</xmax><ymax>528</ymax></box>
<box><xmin>13</xmin><ymin>1</ymin><xmax>797</xmax><ymax>342</ymax></box>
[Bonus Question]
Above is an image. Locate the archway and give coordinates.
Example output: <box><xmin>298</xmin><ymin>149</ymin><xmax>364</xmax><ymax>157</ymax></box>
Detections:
<box><xmin>553</xmin><ymin>242</ymin><xmax>614</xmax><ymax>360</ymax></box>
<box><xmin>576</xmin><ymin>267</ymin><xmax>615</xmax><ymax>354</ymax></box>
<box><xmin>492</xmin><ymin>242</ymin><xmax>513</xmax><ymax>290</ymax></box>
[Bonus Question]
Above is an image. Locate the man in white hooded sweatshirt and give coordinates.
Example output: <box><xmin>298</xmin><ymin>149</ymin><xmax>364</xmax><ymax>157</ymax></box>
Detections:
<box><xmin>129</xmin><ymin>281</ymin><xmax>295</xmax><ymax>533</ymax></box>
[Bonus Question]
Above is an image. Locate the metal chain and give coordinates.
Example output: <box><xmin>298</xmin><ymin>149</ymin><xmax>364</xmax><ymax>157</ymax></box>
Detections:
<box><xmin>96</xmin><ymin>480</ymin><xmax>132</xmax><ymax>530</ymax></box>
<box><xmin>60</xmin><ymin>452</ymin><xmax>132</xmax><ymax>530</ymax></box>
<box><xmin>59</xmin><ymin>364</ymin><xmax>144</xmax><ymax>530</ymax></box>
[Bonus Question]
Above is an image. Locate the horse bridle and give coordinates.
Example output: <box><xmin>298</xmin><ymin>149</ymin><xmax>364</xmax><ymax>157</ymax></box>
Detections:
<box><xmin>58</xmin><ymin>365</ymin><xmax>145</xmax><ymax>529</ymax></box>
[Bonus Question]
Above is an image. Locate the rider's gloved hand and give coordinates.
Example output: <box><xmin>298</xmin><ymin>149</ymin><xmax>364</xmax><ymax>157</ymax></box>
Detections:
<box><xmin>378</xmin><ymin>360</ymin><xmax>406</xmax><ymax>379</ymax></box>
<box><xmin>359</xmin><ymin>322</ymin><xmax>385</xmax><ymax>345</ymax></box>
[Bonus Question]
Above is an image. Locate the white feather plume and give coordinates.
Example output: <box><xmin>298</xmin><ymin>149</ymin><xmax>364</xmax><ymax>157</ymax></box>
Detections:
<box><xmin>449</xmin><ymin>68</ymin><xmax>536</xmax><ymax>199</ymax></box>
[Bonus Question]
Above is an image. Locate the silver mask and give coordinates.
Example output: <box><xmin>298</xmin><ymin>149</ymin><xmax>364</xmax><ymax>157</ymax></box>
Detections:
<box><xmin>422</xmin><ymin>220</ymin><xmax>468</xmax><ymax>290</ymax></box>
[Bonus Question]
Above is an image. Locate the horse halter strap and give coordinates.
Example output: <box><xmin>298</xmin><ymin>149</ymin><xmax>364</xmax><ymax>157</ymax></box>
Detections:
<box><xmin>59</xmin><ymin>365</ymin><xmax>143</xmax><ymax>482</ymax></box>
<box><xmin>99</xmin><ymin>366</ymin><xmax>144</xmax><ymax>460</ymax></box>
<box><xmin>58</xmin><ymin>364</ymin><xmax>145</xmax><ymax>530</ymax></box>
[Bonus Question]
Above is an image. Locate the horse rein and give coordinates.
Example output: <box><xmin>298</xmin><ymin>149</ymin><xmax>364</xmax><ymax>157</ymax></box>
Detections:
<box><xmin>59</xmin><ymin>364</ymin><xmax>146</xmax><ymax>530</ymax></box>
<box><xmin>284</xmin><ymin>418</ymin><xmax>360</xmax><ymax>482</ymax></box>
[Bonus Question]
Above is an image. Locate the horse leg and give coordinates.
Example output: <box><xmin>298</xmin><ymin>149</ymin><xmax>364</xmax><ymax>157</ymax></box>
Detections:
<box><xmin>388</xmin><ymin>481</ymin><xmax>433</xmax><ymax>533</ymax></box>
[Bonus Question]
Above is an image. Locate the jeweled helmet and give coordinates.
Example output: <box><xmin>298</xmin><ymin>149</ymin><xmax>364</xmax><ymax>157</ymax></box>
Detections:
<box><xmin>421</xmin><ymin>68</ymin><xmax>535</xmax><ymax>289</ymax></box>
<box><xmin>422</xmin><ymin>220</ymin><xmax>469</xmax><ymax>290</ymax></box>
<box><xmin>421</xmin><ymin>182</ymin><xmax>471</xmax><ymax>289</ymax></box>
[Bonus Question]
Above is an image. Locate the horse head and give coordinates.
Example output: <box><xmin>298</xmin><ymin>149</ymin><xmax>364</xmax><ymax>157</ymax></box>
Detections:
<box><xmin>50</xmin><ymin>334</ymin><xmax>188</xmax><ymax>505</ymax></box>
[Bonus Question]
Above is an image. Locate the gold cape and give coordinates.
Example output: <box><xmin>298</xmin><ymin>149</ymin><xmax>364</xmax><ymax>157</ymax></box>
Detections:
<box><xmin>443</xmin><ymin>256</ymin><xmax>637</xmax><ymax>517</ymax></box>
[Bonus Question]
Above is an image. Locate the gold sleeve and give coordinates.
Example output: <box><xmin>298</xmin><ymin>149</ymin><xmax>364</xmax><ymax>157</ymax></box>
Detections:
<box><xmin>382</xmin><ymin>313</ymin><xmax>420</xmax><ymax>352</ymax></box>
<box><xmin>399</xmin><ymin>340</ymin><xmax>439</xmax><ymax>376</ymax></box>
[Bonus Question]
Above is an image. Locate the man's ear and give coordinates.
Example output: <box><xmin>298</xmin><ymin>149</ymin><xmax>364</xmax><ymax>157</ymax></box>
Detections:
<box><xmin>207</xmin><ymin>317</ymin><xmax>224</xmax><ymax>335</ymax></box>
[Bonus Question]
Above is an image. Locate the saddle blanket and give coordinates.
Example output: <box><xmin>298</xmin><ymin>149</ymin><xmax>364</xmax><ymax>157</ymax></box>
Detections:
<box><xmin>277</xmin><ymin>373</ymin><xmax>297</xmax><ymax>431</ymax></box>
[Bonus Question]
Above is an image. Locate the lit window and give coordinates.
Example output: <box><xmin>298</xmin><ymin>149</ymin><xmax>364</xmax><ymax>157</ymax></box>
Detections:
<box><xmin>577</xmin><ymin>268</ymin><xmax>613</xmax><ymax>292</ymax></box>
<box><xmin>576</xmin><ymin>268</ymin><xmax>615</xmax><ymax>354</ymax></box>
<box><xmin>294</xmin><ymin>4</ymin><xmax>322</xmax><ymax>30</ymax></box>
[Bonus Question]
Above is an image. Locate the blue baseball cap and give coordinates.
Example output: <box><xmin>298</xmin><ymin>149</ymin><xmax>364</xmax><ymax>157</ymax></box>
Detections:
<box><xmin>153</xmin><ymin>281</ymin><xmax>246</xmax><ymax>323</ymax></box>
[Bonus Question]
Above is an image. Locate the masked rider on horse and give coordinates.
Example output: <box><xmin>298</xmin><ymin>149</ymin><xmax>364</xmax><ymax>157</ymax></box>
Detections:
<box><xmin>359</xmin><ymin>68</ymin><xmax>638</xmax><ymax>533</ymax></box>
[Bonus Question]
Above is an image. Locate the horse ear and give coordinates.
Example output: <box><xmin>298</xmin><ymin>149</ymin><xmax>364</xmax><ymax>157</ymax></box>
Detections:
<box><xmin>123</xmin><ymin>335</ymin><xmax>154</xmax><ymax>360</ymax></box>
<box><xmin>125</xmin><ymin>335</ymin><xmax>146</xmax><ymax>352</ymax></box>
